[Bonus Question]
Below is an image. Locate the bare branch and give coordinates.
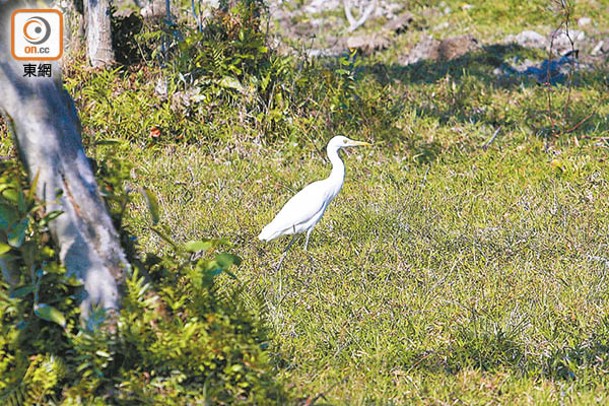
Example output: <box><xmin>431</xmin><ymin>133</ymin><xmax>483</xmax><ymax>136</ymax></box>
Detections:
<box><xmin>344</xmin><ymin>0</ymin><xmax>377</xmax><ymax>33</ymax></box>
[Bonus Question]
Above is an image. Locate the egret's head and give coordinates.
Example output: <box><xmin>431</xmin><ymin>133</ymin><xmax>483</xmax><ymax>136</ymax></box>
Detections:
<box><xmin>328</xmin><ymin>135</ymin><xmax>372</xmax><ymax>151</ymax></box>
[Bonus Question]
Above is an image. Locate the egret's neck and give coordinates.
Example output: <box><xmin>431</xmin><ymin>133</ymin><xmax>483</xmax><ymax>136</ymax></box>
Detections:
<box><xmin>327</xmin><ymin>146</ymin><xmax>345</xmax><ymax>186</ymax></box>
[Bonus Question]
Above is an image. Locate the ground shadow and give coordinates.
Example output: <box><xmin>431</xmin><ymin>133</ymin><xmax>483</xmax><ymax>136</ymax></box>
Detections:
<box><xmin>368</xmin><ymin>42</ymin><xmax>607</xmax><ymax>88</ymax></box>
<box><xmin>351</xmin><ymin>42</ymin><xmax>609</xmax><ymax>143</ymax></box>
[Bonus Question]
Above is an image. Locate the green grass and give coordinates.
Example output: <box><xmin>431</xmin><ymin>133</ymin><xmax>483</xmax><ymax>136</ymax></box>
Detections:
<box><xmin>119</xmin><ymin>134</ymin><xmax>609</xmax><ymax>403</ymax></box>
<box><xmin>4</xmin><ymin>0</ymin><xmax>609</xmax><ymax>403</ymax></box>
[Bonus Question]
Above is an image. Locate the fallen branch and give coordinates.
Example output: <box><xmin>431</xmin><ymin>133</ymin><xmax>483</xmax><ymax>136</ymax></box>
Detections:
<box><xmin>481</xmin><ymin>127</ymin><xmax>502</xmax><ymax>151</ymax></box>
<box><xmin>563</xmin><ymin>111</ymin><xmax>595</xmax><ymax>134</ymax></box>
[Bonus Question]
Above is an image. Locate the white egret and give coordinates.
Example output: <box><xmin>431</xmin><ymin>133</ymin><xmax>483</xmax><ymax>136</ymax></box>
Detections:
<box><xmin>258</xmin><ymin>135</ymin><xmax>371</xmax><ymax>267</ymax></box>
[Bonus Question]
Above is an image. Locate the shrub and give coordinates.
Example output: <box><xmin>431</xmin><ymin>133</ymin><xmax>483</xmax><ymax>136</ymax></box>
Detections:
<box><xmin>0</xmin><ymin>158</ymin><xmax>285</xmax><ymax>404</ymax></box>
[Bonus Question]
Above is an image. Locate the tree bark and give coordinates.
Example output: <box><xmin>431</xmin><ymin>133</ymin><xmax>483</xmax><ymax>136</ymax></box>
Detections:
<box><xmin>84</xmin><ymin>0</ymin><xmax>116</xmax><ymax>67</ymax></box>
<box><xmin>0</xmin><ymin>3</ymin><xmax>128</xmax><ymax>318</ymax></box>
<box><xmin>62</xmin><ymin>0</ymin><xmax>86</xmax><ymax>61</ymax></box>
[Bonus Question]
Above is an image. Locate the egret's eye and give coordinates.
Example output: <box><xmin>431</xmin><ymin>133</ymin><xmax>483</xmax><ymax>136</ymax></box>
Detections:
<box><xmin>343</xmin><ymin>139</ymin><xmax>348</xmax><ymax>144</ymax></box>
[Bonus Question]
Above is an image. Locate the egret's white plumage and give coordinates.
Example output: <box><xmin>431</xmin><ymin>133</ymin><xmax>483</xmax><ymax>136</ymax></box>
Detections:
<box><xmin>259</xmin><ymin>136</ymin><xmax>371</xmax><ymax>254</ymax></box>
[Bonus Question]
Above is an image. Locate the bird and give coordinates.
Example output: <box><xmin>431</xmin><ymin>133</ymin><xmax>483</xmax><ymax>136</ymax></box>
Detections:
<box><xmin>259</xmin><ymin>135</ymin><xmax>371</xmax><ymax>268</ymax></box>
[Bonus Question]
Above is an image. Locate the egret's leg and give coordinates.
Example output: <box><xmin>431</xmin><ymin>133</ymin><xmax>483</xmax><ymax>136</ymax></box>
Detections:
<box><xmin>276</xmin><ymin>233</ymin><xmax>298</xmax><ymax>271</ymax></box>
<box><xmin>304</xmin><ymin>229</ymin><xmax>313</xmax><ymax>251</ymax></box>
<box><xmin>303</xmin><ymin>229</ymin><xmax>317</xmax><ymax>269</ymax></box>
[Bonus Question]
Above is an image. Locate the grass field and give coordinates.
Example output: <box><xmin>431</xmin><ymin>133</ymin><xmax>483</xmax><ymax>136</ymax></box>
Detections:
<box><xmin>4</xmin><ymin>0</ymin><xmax>609</xmax><ymax>403</ymax></box>
<box><xmin>121</xmin><ymin>133</ymin><xmax>609</xmax><ymax>403</ymax></box>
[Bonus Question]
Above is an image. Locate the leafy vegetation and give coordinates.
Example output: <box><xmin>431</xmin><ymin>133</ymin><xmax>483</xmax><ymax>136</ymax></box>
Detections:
<box><xmin>0</xmin><ymin>158</ymin><xmax>284</xmax><ymax>404</ymax></box>
<box><xmin>3</xmin><ymin>0</ymin><xmax>609</xmax><ymax>403</ymax></box>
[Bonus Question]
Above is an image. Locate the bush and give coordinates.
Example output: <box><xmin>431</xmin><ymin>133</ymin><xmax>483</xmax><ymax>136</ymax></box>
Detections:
<box><xmin>0</xmin><ymin>159</ymin><xmax>286</xmax><ymax>404</ymax></box>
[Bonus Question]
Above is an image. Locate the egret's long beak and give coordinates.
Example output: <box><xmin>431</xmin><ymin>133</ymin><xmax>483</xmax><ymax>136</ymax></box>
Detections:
<box><xmin>349</xmin><ymin>140</ymin><xmax>372</xmax><ymax>147</ymax></box>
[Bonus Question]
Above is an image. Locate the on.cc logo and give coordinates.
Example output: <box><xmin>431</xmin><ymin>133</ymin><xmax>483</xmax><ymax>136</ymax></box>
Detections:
<box><xmin>11</xmin><ymin>9</ymin><xmax>63</xmax><ymax>61</ymax></box>
<box><xmin>23</xmin><ymin>16</ymin><xmax>52</xmax><ymax>45</ymax></box>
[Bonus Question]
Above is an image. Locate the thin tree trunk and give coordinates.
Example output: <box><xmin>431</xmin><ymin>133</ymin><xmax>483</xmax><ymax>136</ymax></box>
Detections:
<box><xmin>63</xmin><ymin>0</ymin><xmax>86</xmax><ymax>60</ymax></box>
<box><xmin>84</xmin><ymin>0</ymin><xmax>116</xmax><ymax>67</ymax></box>
<box><xmin>0</xmin><ymin>4</ymin><xmax>128</xmax><ymax>318</ymax></box>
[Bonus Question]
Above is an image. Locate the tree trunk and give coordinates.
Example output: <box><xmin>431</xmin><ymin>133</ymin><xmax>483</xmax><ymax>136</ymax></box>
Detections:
<box><xmin>0</xmin><ymin>4</ymin><xmax>128</xmax><ymax>318</ymax></box>
<box><xmin>84</xmin><ymin>0</ymin><xmax>116</xmax><ymax>67</ymax></box>
<box><xmin>63</xmin><ymin>0</ymin><xmax>86</xmax><ymax>61</ymax></box>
